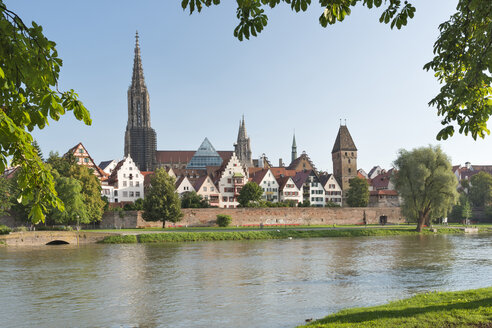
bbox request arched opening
[46,240,70,245]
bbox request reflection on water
[0,234,491,328]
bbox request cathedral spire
[291,132,297,163]
[131,31,146,90]
[234,115,252,168]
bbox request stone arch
[46,240,70,245]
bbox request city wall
[100,207,403,228]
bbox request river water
[0,234,491,328]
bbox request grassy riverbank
[298,287,492,328]
[99,227,470,244]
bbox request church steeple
[234,115,253,168]
[124,32,157,171]
[291,132,297,163]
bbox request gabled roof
[319,173,334,187]
[269,167,297,178]
[292,170,311,189]
[193,175,209,191]
[107,159,125,185]
[287,152,316,171]
[368,166,382,178]
[99,160,114,170]
[66,142,107,179]
[249,169,269,185]
[332,125,357,153]
[370,169,394,190]
[277,176,297,191]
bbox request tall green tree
[0,176,11,216]
[143,168,183,228]
[0,2,91,223]
[237,181,263,207]
[68,165,105,222]
[469,171,492,207]
[346,177,369,207]
[392,145,458,232]
[182,0,492,140]
[50,174,88,226]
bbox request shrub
[100,235,138,244]
[13,226,27,232]
[0,225,11,235]
[216,214,232,227]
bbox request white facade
[322,174,342,206]
[194,176,220,207]
[176,177,195,196]
[255,169,279,202]
[218,153,248,208]
[111,155,144,203]
[279,177,302,204]
[101,160,118,175]
[101,184,115,203]
[308,176,325,207]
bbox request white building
[175,176,195,196]
[320,173,342,206]
[293,170,325,207]
[107,155,145,203]
[278,176,302,204]
[250,168,279,202]
[217,153,248,208]
[99,160,118,175]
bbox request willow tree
[392,146,458,232]
[182,0,492,140]
[0,2,91,223]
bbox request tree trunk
[162,220,166,229]
[416,213,426,232]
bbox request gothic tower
[291,133,297,163]
[332,124,357,203]
[124,32,157,172]
[234,115,253,168]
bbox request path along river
[0,234,491,328]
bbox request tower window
[348,168,352,173]
[345,152,347,156]
[348,159,351,164]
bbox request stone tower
[234,115,253,168]
[332,124,357,202]
[291,133,297,163]
[124,32,157,172]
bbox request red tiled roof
[250,169,269,185]
[269,167,297,178]
[370,190,398,196]
[370,169,394,190]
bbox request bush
[216,214,232,227]
[13,226,28,232]
[0,225,11,235]
[100,235,138,244]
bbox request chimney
[279,158,283,167]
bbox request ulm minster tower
[124,32,157,171]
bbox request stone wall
[99,207,403,228]
[0,231,116,246]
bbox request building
[332,124,357,204]
[124,32,157,172]
[66,142,107,180]
[216,153,248,208]
[107,155,145,203]
[293,170,325,206]
[187,138,224,169]
[287,151,316,172]
[193,175,220,207]
[320,173,342,206]
[99,160,118,175]
[234,116,253,168]
[175,176,195,196]
[277,176,302,204]
[250,168,279,202]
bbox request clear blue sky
[6,0,491,172]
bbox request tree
[182,1,492,140]
[449,194,472,223]
[237,182,263,207]
[50,174,88,226]
[181,191,209,208]
[392,145,458,232]
[469,171,492,207]
[143,168,183,228]
[0,177,11,216]
[0,2,91,224]
[346,177,369,207]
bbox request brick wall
[99,207,403,228]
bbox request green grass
[99,235,138,244]
[98,227,469,244]
[299,287,492,328]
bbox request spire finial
[135,30,139,47]
[339,118,342,126]
[345,119,347,126]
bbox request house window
[129,191,134,197]
[84,158,89,163]
[79,149,84,154]
[114,190,118,196]
[130,181,133,187]
[136,192,140,197]
[203,187,207,192]
[228,179,232,183]
[123,191,128,197]
[211,187,214,192]
[129,167,132,170]
[123,181,127,187]
[136,174,138,178]
[123,174,126,178]
[222,196,227,202]
[229,197,234,202]
[135,181,140,187]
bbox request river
[0,234,491,328]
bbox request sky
[5,0,492,173]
